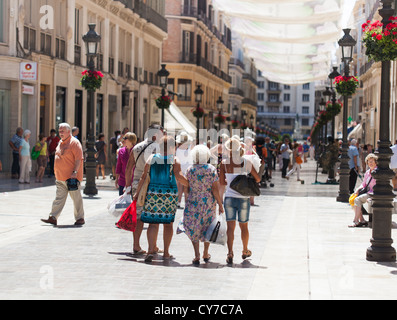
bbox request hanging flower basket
[80,70,104,92]
[231,120,239,128]
[334,76,359,96]
[192,107,205,118]
[362,17,397,62]
[214,114,226,124]
[326,100,343,117]
[156,95,172,110]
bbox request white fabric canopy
[213,0,356,84]
[164,102,197,137]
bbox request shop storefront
[0,80,11,171]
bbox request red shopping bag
[116,200,137,232]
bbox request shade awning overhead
[348,123,363,140]
[164,102,197,137]
[213,0,357,85]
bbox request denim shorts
[224,197,251,223]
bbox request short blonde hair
[124,132,137,144]
[365,153,378,165]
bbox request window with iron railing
[0,0,5,43]
[56,38,65,60]
[74,45,81,66]
[40,32,52,56]
[119,61,124,77]
[24,26,36,51]
[109,57,114,75]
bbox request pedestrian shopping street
[1,160,397,300]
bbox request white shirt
[176,145,193,175]
[391,145,397,169]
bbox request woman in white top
[175,132,193,208]
[219,138,261,265]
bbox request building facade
[0,0,167,172]
[162,0,233,132]
[257,72,316,140]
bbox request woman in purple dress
[115,132,137,195]
[183,145,224,265]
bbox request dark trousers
[48,154,55,176]
[349,168,358,194]
[282,159,290,178]
[11,153,20,176]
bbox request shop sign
[20,62,38,81]
[22,84,35,95]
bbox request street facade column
[366,0,396,262]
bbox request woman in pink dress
[349,153,378,228]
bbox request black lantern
[323,87,332,102]
[194,85,204,142]
[319,98,326,111]
[83,24,101,58]
[233,106,238,118]
[338,29,356,63]
[195,85,204,103]
[217,96,224,113]
[158,64,170,89]
[156,64,170,127]
[329,66,340,81]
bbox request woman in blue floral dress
[183,145,224,265]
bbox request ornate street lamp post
[82,24,101,196]
[329,67,341,136]
[157,64,170,128]
[323,86,337,183]
[336,29,356,203]
[194,85,204,143]
[367,0,396,262]
[319,98,326,148]
[216,96,224,132]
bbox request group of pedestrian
[8,127,53,184]
[110,127,262,266]
[279,137,305,182]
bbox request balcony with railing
[180,5,232,51]
[180,52,231,83]
[116,0,168,33]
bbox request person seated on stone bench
[349,153,378,228]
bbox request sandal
[192,258,200,266]
[348,221,360,228]
[242,250,252,260]
[144,254,154,263]
[226,253,234,265]
[203,254,211,263]
[133,249,147,255]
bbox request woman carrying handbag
[219,138,261,265]
[133,136,189,263]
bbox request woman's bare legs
[163,223,173,258]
